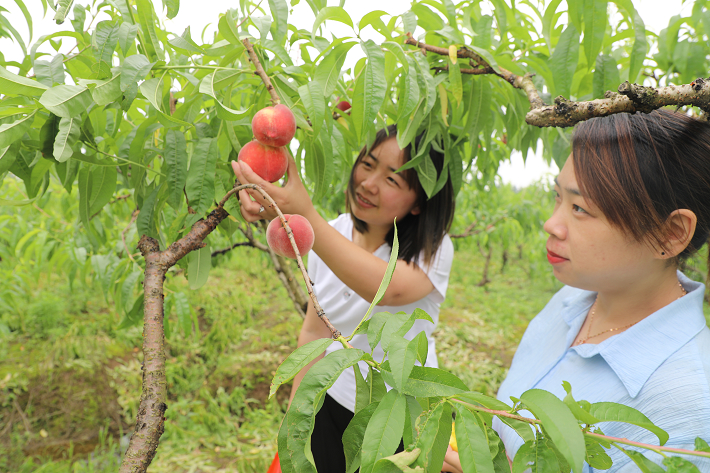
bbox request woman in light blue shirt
[445,109,710,472]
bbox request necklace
[573,281,687,346]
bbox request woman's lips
[356,193,376,209]
[547,250,569,264]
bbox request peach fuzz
[251,104,296,147]
[237,140,289,183]
[266,214,315,260]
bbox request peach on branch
[335,100,351,112]
[251,104,296,147]
[238,140,289,183]
[266,214,315,260]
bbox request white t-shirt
[307,213,455,412]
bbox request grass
[1,239,708,472]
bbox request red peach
[252,104,296,147]
[335,100,351,112]
[266,214,315,260]
[238,140,289,183]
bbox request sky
[0,0,691,187]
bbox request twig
[242,38,280,106]
[450,217,506,239]
[453,398,710,460]
[235,0,265,29]
[210,241,254,256]
[13,398,32,434]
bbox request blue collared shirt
[494,272,710,472]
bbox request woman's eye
[362,161,372,168]
[572,204,587,214]
[387,176,399,186]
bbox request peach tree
[1,0,710,471]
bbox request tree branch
[405,34,710,127]
[242,38,280,106]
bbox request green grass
[1,241,708,472]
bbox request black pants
[310,393,404,472]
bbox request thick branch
[405,34,710,127]
[242,38,280,106]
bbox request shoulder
[529,285,588,326]
[328,213,352,237]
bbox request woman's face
[543,156,660,292]
[351,137,420,230]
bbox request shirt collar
[562,271,707,398]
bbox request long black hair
[346,125,455,265]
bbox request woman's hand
[442,446,463,473]
[231,155,314,222]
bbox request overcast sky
[0,0,691,187]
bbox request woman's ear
[659,209,697,258]
[410,206,421,216]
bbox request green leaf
[269,338,334,399]
[512,434,561,473]
[416,153,437,198]
[39,85,93,118]
[345,402,380,473]
[218,9,243,46]
[662,456,702,473]
[617,449,665,473]
[118,23,140,55]
[381,365,468,398]
[584,435,612,470]
[454,392,535,443]
[92,21,120,79]
[520,389,585,473]
[187,244,211,290]
[117,293,144,329]
[351,40,386,142]
[78,73,123,105]
[135,0,164,61]
[268,0,289,44]
[583,0,608,68]
[298,81,325,137]
[362,221,398,322]
[281,348,365,472]
[164,129,187,210]
[185,137,219,216]
[454,407,496,473]
[88,165,117,217]
[168,27,204,54]
[696,437,710,453]
[592,54,620,99]
[413,401,452,473]
[199,72,253,120]
[388,335,418,392]
[412,331,428,366]
[140,77,192,128]
[383,41,409,73]
[360,390,407,473]
[120,54,153,92]
[448,59,463,104]
[53,117,80,162]
[312,7,353,40]
[162,0,179,19]
[0,110,36,149]
[314,42,356,99]
[561,381,598,425]
[373,449,422,472]
[34,54,65,86]
[588,402,669,446]
[0,144,19,176]
[53,0,75,24]
[354,361,370,414]
[549,24,580,99]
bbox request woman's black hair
[572,108,710,281]
[345,125,455,265]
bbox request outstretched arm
[232,158,435,306]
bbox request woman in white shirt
[233,125,456,471]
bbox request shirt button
[344,291,351,299]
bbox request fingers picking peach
[266,214,315,259]
[252,104,296,147]
[237,140,289,183]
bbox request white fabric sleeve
[418,234,454,304]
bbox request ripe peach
[335,100,351,112]
[266,214,315,260]
[238,140,289,183]
[251,104,296,147]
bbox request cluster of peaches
[238,105,314,260]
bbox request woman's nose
[361,174,379,193]
[543,208,567,240]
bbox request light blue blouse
[493,272,710,472]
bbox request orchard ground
[2,221,708,473]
